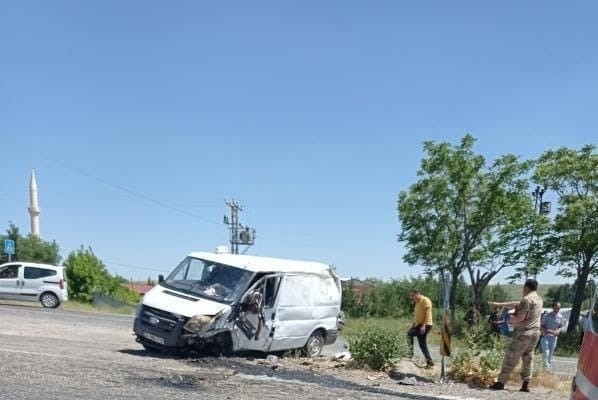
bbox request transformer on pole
[224,199,255,254]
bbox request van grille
[140,305,186,333]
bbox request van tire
[303,330,324,358]
[40,292,60,308]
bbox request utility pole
[224,199,255,254]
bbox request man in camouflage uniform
[488,278,543,393]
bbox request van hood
[142,285,230,318]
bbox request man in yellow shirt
[407,288,434,368]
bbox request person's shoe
[425,360,434,368]
[520,381,530,392]
[489,382,504,390]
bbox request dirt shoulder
[185,354,571,400]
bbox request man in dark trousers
[464,303,480,328]
[406,288,434,368]
[488,306,502,336]
[488,279,543,393]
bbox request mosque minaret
[28,169,41,238]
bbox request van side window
[0,265,19,279]
[264,277,281,308]
[24,267,57,280]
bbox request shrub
[64,246,139,304]
[449,324,508,386]
[347,322,409,370]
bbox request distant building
[341,278,375,297]
[124,282,155,296]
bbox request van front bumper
[133,305,188,348]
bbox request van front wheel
[40,292,60,308]
[303,331,324,358]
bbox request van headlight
[183,315,213,334]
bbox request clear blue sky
[1,2,596,285]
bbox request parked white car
[0,262,68,308]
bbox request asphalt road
[0,302,575,400]
[0,303,420,400]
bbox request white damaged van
[133,251,342,357]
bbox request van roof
[188,252,335,277]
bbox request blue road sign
[4,239,15,255]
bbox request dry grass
[498,361,573,392]
[532,372,572,390]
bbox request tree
[63,246,139,304]
[480,284,509,314]
[397,135,533,313]
[0,222,61,265]
[534,145,598,332]
[545,283,574,306]
[64,247,113,302]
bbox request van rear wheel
[40,292,59,308]
[303,331,324,358]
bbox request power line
[19,142,389,243]
[34,150,221,226]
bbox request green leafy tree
[64,247,112,302]
[64,246,139,304]
[545,282,596,308]
[0,222,61,265]
[479,283,509,315]
[534,145,597,332]
[397,135,533,313]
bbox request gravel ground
[0,302,572,400]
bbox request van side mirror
[158,274,164,283]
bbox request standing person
[488,306,502,336]
[540,302,564,370]
[464,303,480,328]
[488,279,543,393]
[535,310,548,354]
[406,288,434,368]
[500,306,511,336]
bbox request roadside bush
[347,322,409,371]
[64,246,139,304]
[449,324,508,386]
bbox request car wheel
[40,292,60,308]
[303,330,324,358]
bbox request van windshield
[162,256,252,304]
